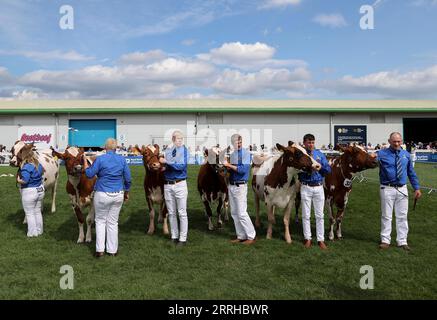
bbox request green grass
[1,163,437,299]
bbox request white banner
[18,126,55,149]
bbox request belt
[164,178,186,185]
[230,181,247,186]
[382,184,405,188]
[301,182,323,187]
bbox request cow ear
[79,147,85,154]
[288,141,294,147]
[51,149,65,159]
[335,144,347,153]
[154,144,160,154]
[276,143,286,152]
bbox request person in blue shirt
[223,134,256,245]
[377,132,422,251]
[298,134,330,250]
[16,149,45,238]
[159,130,189,246]
[84,138,131,257]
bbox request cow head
[10,141,36,167]
[337,144,378,172]
[204,146,228,176]
[276,141,321,172]
[51,146,86,177]
[134,144,162,171]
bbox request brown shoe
[107,252,118,256]
[397,244,411,251]
[230,238,245,243]
[379,242,390,249]
[242,239,256,245]
[318,241,328,250]
[303,240,312,248]
[94,252,104,258]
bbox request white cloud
[118,50,167,65]
[320,65,437,98]
[259,0,301,10]
[312,14,348,28]
[181,39,197,46]
[212,67,311,95]
[0,50,94,62]
[198,42,307,70]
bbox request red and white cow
[51,146,96,243]
[10,141,59,221]
[197,147,229,231]
[252,142,320,243]
[324,144,378,240]
[134,144,169,235]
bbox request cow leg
[147,198,155,235]
[217,197,223,228]
[203,200,214,231]
[74,205,85,243]
[327,197,335,241]
[85,204,94,243]
[23,216,27,224]
[51,176,58,213]
[254,193,261,228]
[283,201,293,244]
[294,192,301,224]
[336,209,345,240]
[161,203,169,235]
[266,205,275,240]
[224,200,229,222]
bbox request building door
[68,119,116,148]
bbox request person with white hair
[84,138,131,257]
[223,134,256,245]
[16,149,45,237]
[377,132,421,251]
[159,130,189,246]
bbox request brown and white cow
[10,141,60,221]
[197,146,229,231]
[51,146,96,243]
[252,142,320,243]
[134,144,169,235]
[324,144,378,240]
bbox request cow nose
[313,163,321,171]
[74,165,82,171]
[152,162,160,168]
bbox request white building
[0,100,436,151]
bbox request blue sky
[1,0,437,99]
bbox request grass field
[1,163,437,299]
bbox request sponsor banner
[18,126,54,149]
[124,156,144,166]
[334,125,367,145]
[415,151,437,163]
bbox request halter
[338,157,353,189]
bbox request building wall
[1,112,436,151]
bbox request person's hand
[82,154,89,169]
[159,157,166,164]
[223,159,230,168]
[124,192,129,202]
[414,189,422,200]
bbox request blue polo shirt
[229,148,251,183]
[377,147,420,190]
[85,150,131,192]
[298,149,331,184]
[164,145,188,180]
[19,163,44,188]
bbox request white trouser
[301,184,325,242]
[94,191,124,254]
[229,184,256,241]
[380,185,409,246]
[21,186,45,237]
[164,181,188,242]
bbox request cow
[252,141,321,243]
[324,144,378,240]
[51,146,96,243]
[134,144,169,235]
[10,141,59,222]
[197,146,229,231]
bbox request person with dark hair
[16,149,45,237]
[298,133,331,250]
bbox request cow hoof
[85,239,92,243]
[77,239,84,244]
[208,226,215,231]
[163,230,169,236]
[266,234,272,240]
[336,236,343,240]
[147,230,155,235]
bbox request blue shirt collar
[107,150,115,154]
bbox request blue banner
[415,152,437,163]
[124,156,144,166]
[334,125,367,145]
